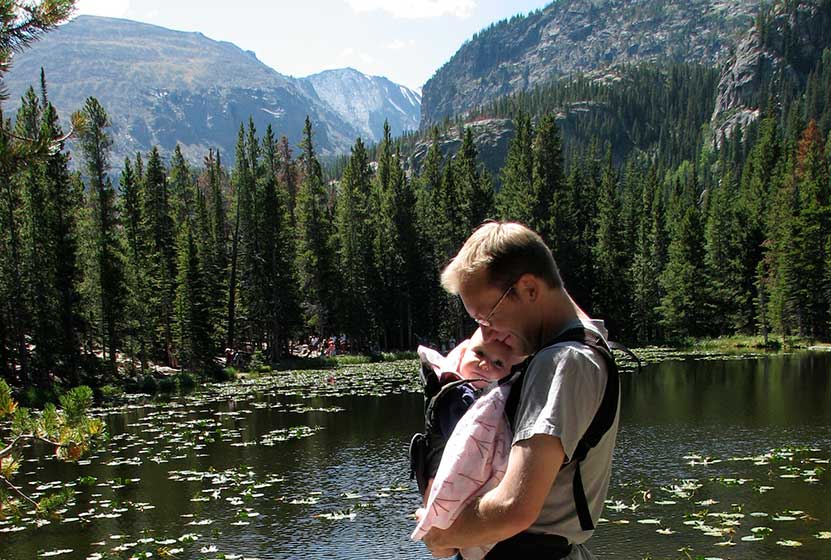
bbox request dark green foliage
[335,137,376,348]
[591,148,629,336]
[6,0,831,394]
[142,146,176,365]
[496,111,534,223]
[257,125,301,358]
[295,117,337,334]
[77,96,125,370]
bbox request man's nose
[478,358,489,370]
[481,325,497,342]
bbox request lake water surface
[1,352,829,560]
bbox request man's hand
[418,434,566,550]
[416,508,458,558]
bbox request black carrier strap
[504,326,620,532]
[424,377,486,431]
[409,375,488,495]
[486,531,572,559]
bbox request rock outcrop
[711,0,831,142]
[421,0,759,127]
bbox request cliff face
[420,0,759,127]
[407,118,515,180]
[711,0,831,142]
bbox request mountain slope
[711,0,831,141]
[420,0,760,127]
[3,16,419,166]
[301,68,420,142]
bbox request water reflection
[1,352,829,559]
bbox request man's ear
[516,273,539,302]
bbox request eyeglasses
[475,284,514,327]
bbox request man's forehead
[459,269,496,297]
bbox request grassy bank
[676,334,821,352]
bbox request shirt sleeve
[511,345,607,462]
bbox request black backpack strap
[608,340,642,371]
[505,325,620,532]
[410,376,488,494]
[568,329,619,531]
[424,377,487,432]
[503,327,586,432]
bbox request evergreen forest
[3,0,831,399]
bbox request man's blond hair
[441,221,563,294]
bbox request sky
[73,0,554,92]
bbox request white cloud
[386,39,416,50]
[75,0,131,18]
[344,0,476,19]
[338,47,355,59]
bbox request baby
[412,329,523,560]
[415,328,518,489]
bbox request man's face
[458,271,536,356]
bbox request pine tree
[591,148,628,334]
[259,124,300,358]
[530,113,564,244]
[226,127,246,353]
[791,120,829,336]
[118,157,151,373]
[168,145,193,225]
[702,167,745,334]
[658,167,705,337]
[390,145,422,349]
[414,129,446,343]
[334,137,376,348]
[203,149,228,346]
[371,121,404,348]
[738,113,781,331]
[142,146,176,364]
[1,108,31,382]
[295,117,336,334]
[41,100,83,384]
[496,112,534,224]
[630,166,661,340]
[455,126,493,228]
[16,87,56,386]
[173,216,212,371]
[77,97,124,369]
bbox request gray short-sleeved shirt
[511,320,619,554]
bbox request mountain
[711,0,831,141]
[3,16,420,167]
[420,0,760,127]
[301,68,421,143]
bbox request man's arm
[421,433,566,553]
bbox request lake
[1,352,829,559]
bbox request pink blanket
[411,383,511,560]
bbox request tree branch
[0,473,39,508]
[0,433,61,459]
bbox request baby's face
[458,332,518,381]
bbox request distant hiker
[415,221,621,560]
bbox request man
[418,221,619,559]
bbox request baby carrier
[408,345,486,495]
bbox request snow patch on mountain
[302,68,421,143]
